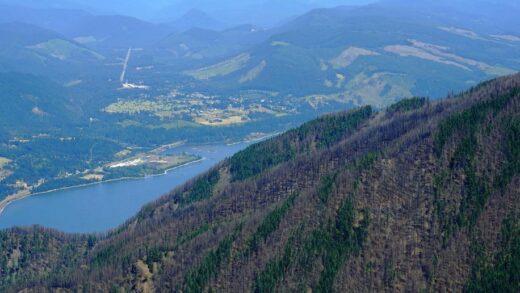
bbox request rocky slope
[1,74,519,292]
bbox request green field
[184,53,251,80]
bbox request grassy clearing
[384,45,469,70]
[64,80,82,87]
[148,121,201,129]
[305,71,414,108]
[385,39,514,76]
[329,47,379,68]
[271,41,290,47]
[184,53,250,80]
[195,115,247,126]
[105,101,174,116]
[239,60,267,83]
[28,39,104,60]
[0,157,12,181]
[0,157,11,168]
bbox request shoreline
[0,157,206,217]
[0,134,269,218]
[0,190,31,215]
[225,132,280,146]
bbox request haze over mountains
[2,0,519,30]
[0,0,377,26]
[1,0,519,87]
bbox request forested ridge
[1,74,519,292]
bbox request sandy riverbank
[0,190,31,215]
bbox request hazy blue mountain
[0,4,174,54]
[0,22,105,79]
[63,15,173,52]
[6,0,518,30]
[157,24,273,61]
[169,9,227,32]
[178,3,520,104]
[381,0,520,34]
[2,0,377,26]
[156,0,376,27]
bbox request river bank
[0,157,205,217]
[0,190,30,215]
[0,142,252,233]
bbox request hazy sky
[2,0,519,29]
[0,0,379,25]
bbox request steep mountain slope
[1,74,519,292]
[181,4,520,105]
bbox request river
[0,142,250,233]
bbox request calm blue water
[0,142,249,233]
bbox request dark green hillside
[0,74,519,292]
[0,72,81,128]
[0,22,105,80]
[64,15,172,52]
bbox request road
[120,48,132,83]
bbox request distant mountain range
[0,0,377,26]
[1,73,519,292]
[0,4,243,54]
[157,25,273,62]
[0,4,173,52]
[169,9,228,32]
[176,3,520,104]
[382,0,520,34]
[2,0,519,30]
[1,1,519,114]
[0,22,105,78]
